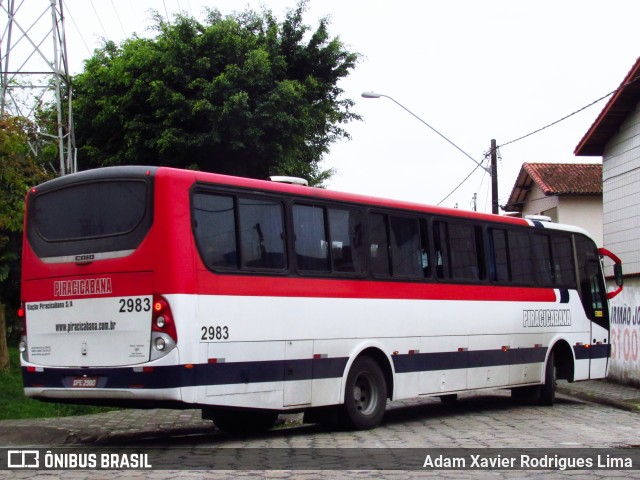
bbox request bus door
[574,236,623,379]
[284,340,313,407]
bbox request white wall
[602,100,640,384]
[608,278,640,387]
[602,101,640,276]
[521,183,559,218]
[521,184,603,246]
[557,195,603,246]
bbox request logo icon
[7,450,39,468]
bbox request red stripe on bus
[196,273,557,302]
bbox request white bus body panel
[188,290,595,410]
[25,295,152,367]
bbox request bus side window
[551,235,576,288]
[432,220,450,280]
[238,198,286,270]
[389,215,423,277]
[419,218,431,278]
[448,222,484,281]
[328,207,365,274]
[532,233,554,287]
[192,193,238,269]
[369,213,390,277]
[509,230,533,284]
[489,228,510,282]
[293,204,330,272]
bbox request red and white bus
[19,166,623,431]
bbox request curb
[557,383,640,413]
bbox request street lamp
[362,91,499,214]
[361,91,489,174]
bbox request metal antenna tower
[0,0,76,174]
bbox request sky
[9,0,640,213]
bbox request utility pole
[490,139,499,215]
[0,0,76,174]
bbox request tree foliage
[73,1,360,185]
[0,116,53,346]
[0,117,51,282]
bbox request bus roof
[171,167,530,227]
[35,166,593,235]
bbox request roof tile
[523,162,602,195]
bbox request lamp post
[361,91,499,214]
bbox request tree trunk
[0,304,9,372]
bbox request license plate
[71,377,97,388]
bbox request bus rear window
[33,182,147,240]
[27,179,153,260]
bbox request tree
[0,116,53,370]
[72,1,360,185]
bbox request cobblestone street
[2,381,640,479]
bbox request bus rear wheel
[206,409,278,433]
[340,356,387,430]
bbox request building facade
[504,162,603,246]
[575,57,640,386]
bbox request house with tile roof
[504,162,603,246]
[575,56,640,386]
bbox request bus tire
[439,394,458,404]
[340,356,387,430]
[510,385,538,402]
[207,409,278,433]
[539,351,556,406]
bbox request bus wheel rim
[353,372,378,415]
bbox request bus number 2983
[201,326,230,341]
[118,298,151,313]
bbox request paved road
[2,386,639,479]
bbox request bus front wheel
[340,356,387,430]
[539,351,556,406]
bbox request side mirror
[598,247,623,300]
[613,263,624,287]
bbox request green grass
[0,348,116,420]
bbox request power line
[89,0,109,38]
[64,3,92,57]
[362,91,495,210]
[362,92,490,174]
[499,73,640,149]
[109,0,127,37]
[163,0,171,24]
[503,193,560,209]
[603,164,640,183]
[437,159,487,206]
